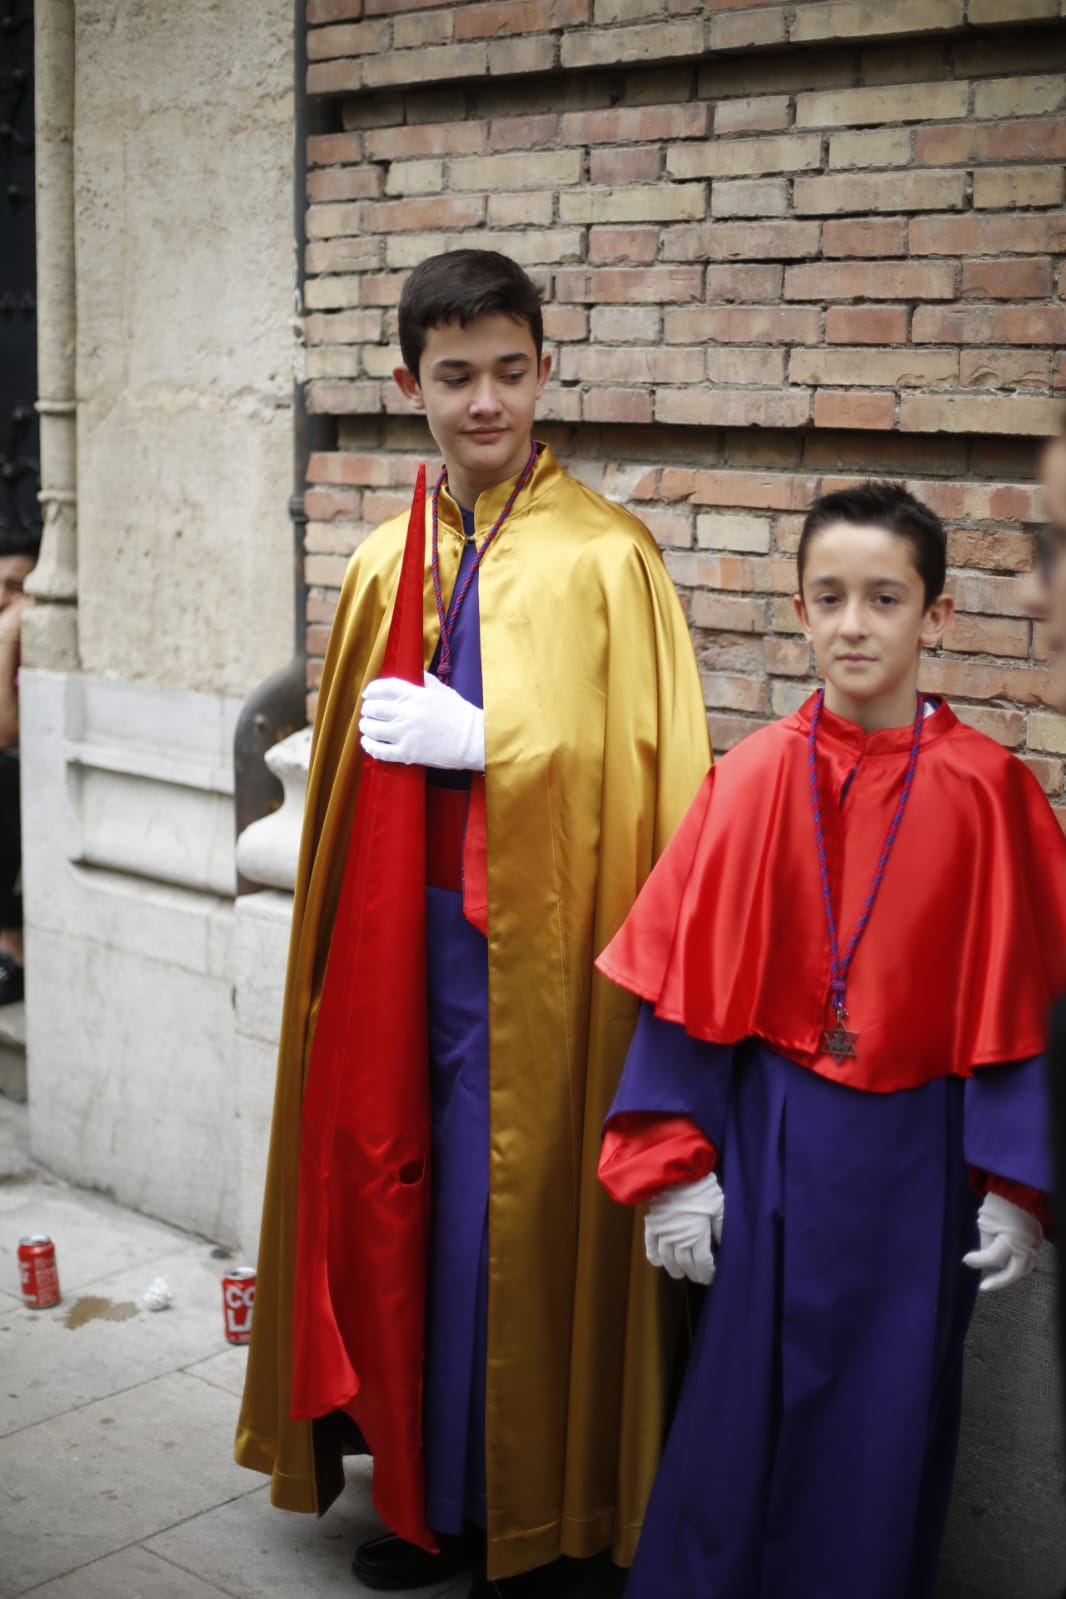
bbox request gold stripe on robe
[234,445,712,1579]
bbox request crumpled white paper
[143,1276,173,1312]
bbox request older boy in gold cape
[235,250,710,1594]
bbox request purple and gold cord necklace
[430,439,538,686]
[808,687,925,1065]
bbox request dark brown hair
[798,481,947,608]
[398,249,543,377]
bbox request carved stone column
[235,727,312,893]
[24,0,77,670]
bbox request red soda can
[221,1266,255,1344]
[18,1234,61,1308]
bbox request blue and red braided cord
[430,440,539,685]
[807,688,924,1021]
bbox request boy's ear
[536,352,552,395]
[921,591,955,649]
[793,592,813,640]
[394,365,425,411]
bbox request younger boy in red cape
[596,482,1066,1599]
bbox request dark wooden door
[0,0,38,550]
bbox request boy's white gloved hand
[645,1172,725,1287]
[962,1191,1043,1293]
[360,672,485,772]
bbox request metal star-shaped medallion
[824,1012,858,1065]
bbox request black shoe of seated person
[0,952,23,1005]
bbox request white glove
[644,1172,725,1287]
[963,1191,1043,1293]
[359,672,485,772]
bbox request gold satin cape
[234,445,711,1578]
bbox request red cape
[290,467,435,1550]
[598,696,1066,1094]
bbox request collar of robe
[432,440,563,546]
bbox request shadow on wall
[938,1252,1066,1599]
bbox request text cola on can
[18,1235,60,1309]
[222,1266,255,1344]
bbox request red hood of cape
[598,696,1066,1093]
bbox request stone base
[20,668,243,1242]
[21,602,78,675]
[233,888,293,1261]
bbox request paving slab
[184,1346,249,1400]
[1,1235,242,1435]
[19,1546,235,1599]
[0,1118,470,1599]
[0,1369,260,1597]
[0,1172,206,1302]
[147,1460,468,1599]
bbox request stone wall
[22,0,295,1244]
[295,2,1066,1593]
[300,0,1066,822]
[73,0,296,697]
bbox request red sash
[290,467,436,1551]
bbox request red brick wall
[301,0,1066,809]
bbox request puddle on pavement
[63,1295,140,1330]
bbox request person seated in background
[0,527,37,1004]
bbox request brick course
[299,1,1066,811]
[305,423,1055,784]
[303,34,1065,430]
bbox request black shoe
[353,1530,481,1591]
[565,1554,627,1599]
[0,953,23,1005]
[468,1555,626,1599]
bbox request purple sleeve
[606,1002,735,1150]
[963,1056,1052,1193]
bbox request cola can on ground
[222,1266,255,1345]
[18,1234,61,1309]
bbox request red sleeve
[969,1167,1052,1235]
[598,1112,716,1206]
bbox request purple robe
[610,1005,1049,1599]
[422,517,489,1534]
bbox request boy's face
[394,312,551,503]
[794,521,953,726]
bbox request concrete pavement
[8,1084,1066,1599]
[0,1098,467,1598]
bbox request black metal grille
[0,0,39,552]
